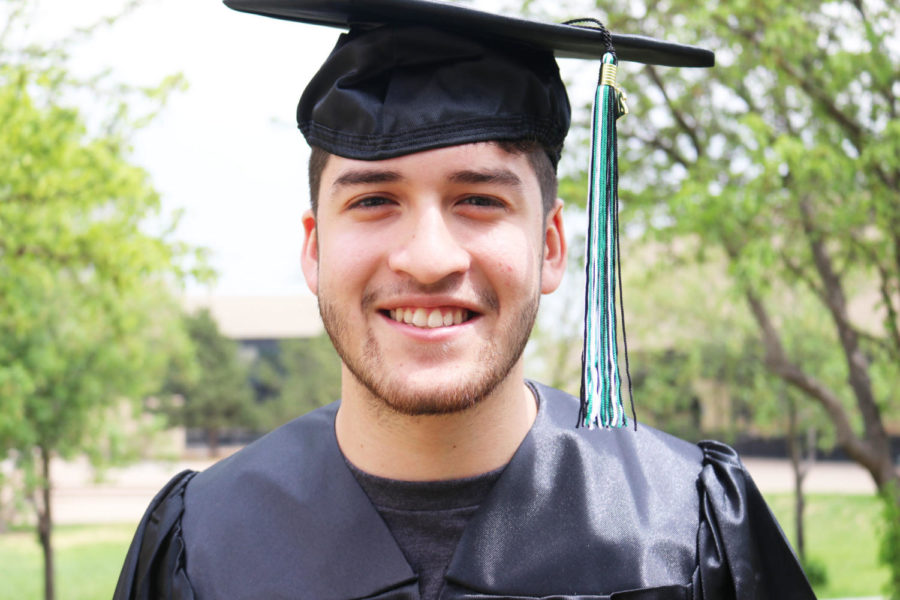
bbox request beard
[318,280,540,416]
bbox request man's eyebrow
[448,169,522,187]
[332,169,404,188]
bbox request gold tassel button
[600,62,618,87]
[600,62,628,117]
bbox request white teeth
[427,310,443,328]
[388,307,470,328]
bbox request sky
[23,0,340,296]
[13,0,686,377]
[20,0,585,301]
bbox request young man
[115,2,816,598]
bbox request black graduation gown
[113,382,816,599]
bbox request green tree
[529,0,900,493]
[0,2,205,598]
[522,0,898,590]
[165,310,256,457]
[251,333,342,430]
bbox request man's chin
[354,370,506,417]
[369,381,484,416]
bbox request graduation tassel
[579,53,636,430]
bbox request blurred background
[0,0,897,598]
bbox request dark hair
[308,141,558,217]
[308,145,331,215]
[494,140,558,218]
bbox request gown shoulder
[113,470,198,600]
[694,440,817,599]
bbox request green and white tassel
[579,53,635,430]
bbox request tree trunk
[743,287,900,501]
[803,426,817,550]
[786,395,806,560]
[36,446,55,600]
[794,476,805,561]
[206,427,220,458]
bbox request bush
[881,482,900,600]
[802,556,828,588]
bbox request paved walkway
[50,457,215,525]
[42,453,879,525]
[741,457,877,495]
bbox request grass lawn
[766,492,890,599]
[0,494,890,599]
[0,524,134,600]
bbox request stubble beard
[318,287,540,417]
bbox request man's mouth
[385,307,472,329]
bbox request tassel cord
[603,86,621,427]
[580,52,634,430]
[611,129,637,430]
[584,84,604,426]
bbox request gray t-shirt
[348,462,505,600]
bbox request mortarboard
[224,0,714,429]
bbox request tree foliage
[0,55,190,463]
[526,0,899,488]
[520,0,899,589]
[250,333,342,431]
[0,2,207,597]
[164,309,256,457]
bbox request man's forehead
[320,144,537,192]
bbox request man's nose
[387,206,470,285]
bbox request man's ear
[540,198,567,294]
[300,209,319,295]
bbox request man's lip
[376,296,482,314]
[377,308,481,333]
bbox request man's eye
[460,195,504,208]
[351,196,393,209]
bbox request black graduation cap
[224,0,715,429]
[223,0,713,65]
[225,0,712,164]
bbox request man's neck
[335,366,537,481]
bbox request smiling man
[114,2,816,599]
[309,143,563,484]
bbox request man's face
[301,142,566,415]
